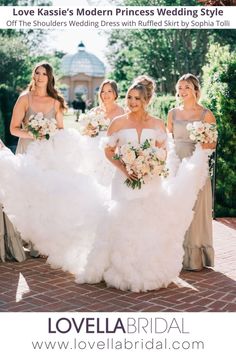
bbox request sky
[50,0,118,67]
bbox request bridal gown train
[0,129,106,272]
[0,128,211,291]
[76,128,211,291]
[75,131,115,186]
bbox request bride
[75,76,211,292]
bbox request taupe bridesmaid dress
[0,204,26,262]
[0,93,56,261]
[17,93,57,257]
[172,108,214,270]
[16,93,56,154]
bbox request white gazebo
[60,42,105,105]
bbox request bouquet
[78,111,110,137]
[114,139,168,189]
[26,112,57,140]
[186,121,218,144]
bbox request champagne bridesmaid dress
[0,203,26,262]
[172,108,214,270]
[17,93,57,257]
[0,93,56,261]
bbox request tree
[202,44,236,216]
[107,0,236,95]
[0,0,53,146]
[107,27,211,94]
[0,36,33,145]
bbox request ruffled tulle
[0,129,211,292]
[76,141,211,292]
[0,130,105,272]
[74,132,115,186]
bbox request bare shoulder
[17,91,29,104]
[168,107,177,114]
[13,92,29,111]
[54,99,61,111]
[204,108,216,124]
[167,107,177,119]
[107,113,128,135]
[116,104,125,115]
[90,106,102,113]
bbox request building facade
[60,42,105,106]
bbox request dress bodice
[172,108,208,159]
[172,108,207,143]
[16,94,56,154]
[173,120,193,142]
[23,96,56,127]
[108,128,167,147]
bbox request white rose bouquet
[114,139,168,189]
[78,111,110,137]
[186,121,218,144]
[26,112,57,140]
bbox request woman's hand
[201,142,216,150]
[118,164,138,180]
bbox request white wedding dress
[0,128,210,291]
[75,132,115,186]
[0,130,106,271]
[76,128,210,291]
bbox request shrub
[149,95,176,121]
[202,44,236,217]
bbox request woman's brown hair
[29,62,67,111]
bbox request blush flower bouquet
[114,139,168,189]
[186,121,218,144]
[78,111,110,137]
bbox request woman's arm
[105,145,138,180]
[104,117,137,180]
[10,95,34,140]
[55,101,64,129]
[201,110,217,150]
[167,110,173,134]
[155,119,167,157]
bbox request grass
[63,110,79,129]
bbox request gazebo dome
[61,41,105,77]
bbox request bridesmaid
[0,141,26,262]
[77,79,125,185]
[11,62,65,153]
[91,79,124,120]
[167,73,217,271]
[7,62,66,258]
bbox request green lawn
[63,111,79,129]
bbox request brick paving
[0,219,235,312]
